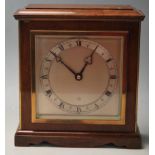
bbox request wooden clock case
[14,4,145,148]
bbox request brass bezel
[29,30,128,125]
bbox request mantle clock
[14,4,145,148]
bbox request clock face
[40,39,117,114]
[34,33,125,122]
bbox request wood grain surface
[14,4,145,21]
[14,4,145,148]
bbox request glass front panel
[33,32,125,122]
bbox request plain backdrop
[5,0,149,155]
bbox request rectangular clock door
[32,31,126,125]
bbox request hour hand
[50,50,76,76]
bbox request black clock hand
[79,62,88,75]
[85,45,99,64]
[50,50,76,76]
[79,45,99,75]
[60,60,76,75]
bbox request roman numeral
[58,102,64,109]
[58,44,64,51]
[76,40,81,46]
[77,106,81,113]
[105,90,112,96]
[110,75,117,79]
[94,104,99,109]
[45,58,52,62]
[46,90,52,97]
[106,58,112,63]
[40,75,48,79]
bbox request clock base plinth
[15,127,141,149]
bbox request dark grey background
[6,0,148,155]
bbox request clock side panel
[19,21,32,129]
[19,20,141,132]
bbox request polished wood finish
[14,4,145,148]
[15,127,141,148]
[14,4,144,21]
[26,4,134,9]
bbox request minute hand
[50,50,76,76]
[79,46,98,75]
